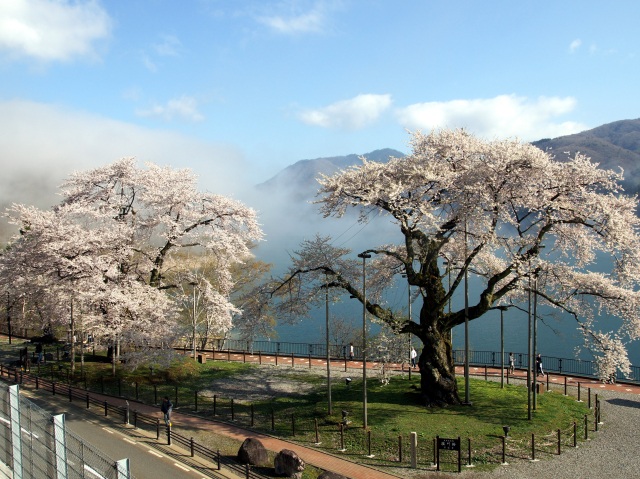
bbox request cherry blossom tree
[275,129,640,406]
[0,158,263,359]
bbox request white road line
[123,438,136,444]
[102,428,114,434]
[148,449,163,457]
[174,463,190,471]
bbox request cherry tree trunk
[417,325,461,407]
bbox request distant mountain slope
[532,118,640,194]
[256,148,404,197]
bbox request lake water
[267,290,640,368]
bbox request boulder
[274,449,305,478]
[317,472,348,479]
[237,438,268,466]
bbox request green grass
[0,340,594,475]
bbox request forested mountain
[533,118,640,194]
[259,119,640,198]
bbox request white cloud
[136,96,205,122]
[395,94,587,141]
[153,34,182,57]
[0,100,250,239]
[257,1,331,34]
[299,94,392,130]
[569,38,582,53]
[0,0,111,62]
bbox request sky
[1,0,640,235]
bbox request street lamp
[357,252,371,429]
[463,220,471,405]
[498,306,508,388]
[324,271,332,416]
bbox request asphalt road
[18,388,229,479]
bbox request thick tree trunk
[417,325,460,407]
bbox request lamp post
[533,274,538,410]
[357,252,371,429]
[325,272,332,416]
[499,306,507,388]
[463,220,471,405]
[527,274,532,420]
[401,274,412,369]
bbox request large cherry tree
[276,129,640,406]
[0,158,263,351]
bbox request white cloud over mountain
[299,94,392,129]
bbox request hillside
[532,118,640,194]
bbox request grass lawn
[0,340,594,475]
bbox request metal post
[464,220,470,405]
[358,252,371,429]
[325,272,332,416]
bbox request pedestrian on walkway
[349,343,354,360]
[536,353,545,376]
[161,396,173,426]
[509,352,515,373]
[410,347,417,368]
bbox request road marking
[123,437,136,444]
[174,463,190,471]
[102,428,114,434]
[148,449,163,457]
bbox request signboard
[438,437,461,451]
[436,436,462,472]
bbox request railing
[210,339,640,384]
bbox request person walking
[410,347,417,368]
[161,396,173,427]
[349,343,354,361]
[509,352,515,374]
[536,353,545,376]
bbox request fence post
[156,419,160,440]
[217,449,221,470]
[468,437,472,466]
[484,365,488,381]
[584,414,588,440]
[339,423,345,451]
[573,421,577,447]
[275,351,278,366]
[501,436,507,465]
[531,433,536,461]
[436,435,440,471]
[577,382,581,401]
[190,437,195,457]
[398,435,402,463]
[557,429,561,455]
[291,352,294,368]
[564,376,567,396]
[588,387,591,408]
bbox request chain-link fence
[0,383,131,479]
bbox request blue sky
[1,0,639,218]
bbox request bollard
[190,437,195,457]
[291,352,294,368]
[468,437,472,466]
[367,429,372,457]
[133,410,138,428]
[557,429,561,455]
[484,365,488,381]
[578,382,581,401]
[339,423,345,451]
[86,393,90,409]
[156,419,160,440]
[588,387,591,409]
[573,421,577,447]
[584,414,588,440]
[398,435,403,462]
[217,449,221,470]
[564,376,567,395]
[104,400,108,417]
